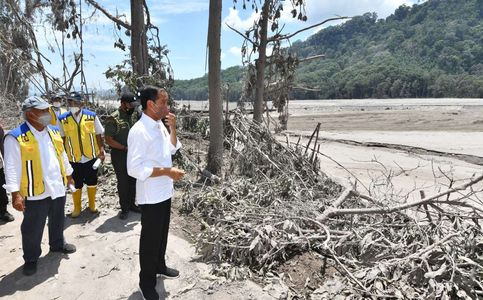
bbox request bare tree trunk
[253,1,270,123]
[130,0,148,76]
[206,0,223,175]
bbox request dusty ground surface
[0,161,286,300]
[281,99,483,195]
[1,98,483,299]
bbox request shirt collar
[140,112,162,130]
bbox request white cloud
[229,46,241,56]
[222,1,417,40]
[263,0,417,34]
[302,0,415,24]
[223,8,259,31]
[221,52,226,61]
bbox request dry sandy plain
[1,98,482,299]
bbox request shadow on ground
[0,252,67,297]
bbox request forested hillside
[172,0,483,100]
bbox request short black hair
[138,86,167,110]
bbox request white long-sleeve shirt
[127,113,181,204]
[4,122,73,200]
[57,110,105,163]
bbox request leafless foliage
[182,113,483,298]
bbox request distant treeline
[172,0,483,100]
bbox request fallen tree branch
[317,174,483,221]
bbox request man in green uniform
[105,92,141,220]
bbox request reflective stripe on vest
[8,123,67,198]
[58,109,99,162]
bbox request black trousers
[21,196,66,263]
[139,199,171,290]
[0,168,8,214]
[111,150,136,212]
[71,158,98,189]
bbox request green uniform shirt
[104,109,138,147]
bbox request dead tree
[229,0,348,125]
[206,0,224,176]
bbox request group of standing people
[1,86,184,300]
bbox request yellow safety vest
[58,109,99,162]
[8,123,67,198]
[49,107,67,126]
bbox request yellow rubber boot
[71,189,82,218]
[87,185,98,213]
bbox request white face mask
[53,101,61,108]
[38,113,52,127]
[70,107,80,114]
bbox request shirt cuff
[169,139,182,155]
[3,183,19,194]
[130,166,153,182]
[65,166,73,176]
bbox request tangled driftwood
[181,111,483,298]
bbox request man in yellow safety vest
[57,91,105,217]
[3,96,76,276]
[49,93,67,126]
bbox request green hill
[172,0,483,100]
[172,65,245,101]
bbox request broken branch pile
[181,111,483,298]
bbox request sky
[34,0,421,93]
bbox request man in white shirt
[0,124,14,222]
[57,91,105,217]
[48,92,67,126]
[4,96,76,276]
[127,86,185,300]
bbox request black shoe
[139,285,159,300]
[129,205,142,213]
[1,211,14,222]
[157,266,179,279]
[50,243,76,254]
[119,210,129,220]
[22,262,37,276]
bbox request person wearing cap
[0,124,15,223]
[127,86,185,300]
[104,92,141,220]
[3,96,76,276]
[49,93,67,126]
[57,91,105,217]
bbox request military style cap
[120,92,137,103]
[22,96,51,111]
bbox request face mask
[38,113,52,127]
[122,103,135,115]
[70,107,80,114]
[53,101,61,108]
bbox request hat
[67,91,82,102]
[22,96,51,111]
[120,92,136,103]
[52,92,65,100]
